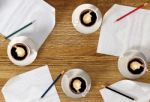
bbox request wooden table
[0,0,150,102]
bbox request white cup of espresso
[118,50,148,79]
[10,43,30,61]
[7,36,37,66]
[72,4,102,34]
[61,68,91,98]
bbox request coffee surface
[70,77,86,94]
[11,44,28,60]
[80,9,97,26]
[128,58,145,74]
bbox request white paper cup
[72,4,102,34]
[118,50,147,79]
[7,36,37,66]
[61,68,91,98]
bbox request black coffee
[80,9,97,26]
[11,43,28,60]
[70,77,86,94]
[128,58,144,74]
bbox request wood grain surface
[0,0,150,102]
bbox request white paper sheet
[1,65,60,102]
[100,80,150,102]
[97,4,150,61]
[0,0,55,50]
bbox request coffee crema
[80,9,97,27]
[11,43,28,60]
[70,77,86,94]
[128,58,145,74]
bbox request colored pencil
[41,70,65,98]
[5,20,35,39]
[115,3,148,22]
[105,86,135,100]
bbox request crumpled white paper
[0,0,55,50]
[97,4,150,61]
[100,80,150,102]
[1,65,60,102]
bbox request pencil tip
[144,2,148,6]
[114,20,117,23]
[40,95,44,99]
[32,20,36,23]
[61,70,65,75]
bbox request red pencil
[115,3,148,22]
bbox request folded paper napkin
[100,80,150,102]
[1,65,60,102]
[97,4,150,61]
[0,0,55,50]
